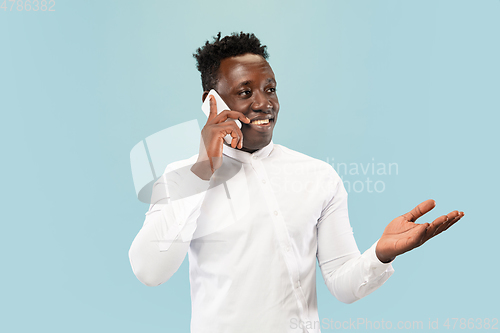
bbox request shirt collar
[223,140,274,163]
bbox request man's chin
[240,137,272,153]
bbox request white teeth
[251,119,270,125]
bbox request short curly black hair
[193,32,269,92]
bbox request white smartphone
[201,89,242,145]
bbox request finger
[442,217,460,232]
[228,121,244,145]
[217,122,244,148]
[211,110,250,124]
[432,218,452,237]
[402,199,436,222]
[208,95,218,121]
[421,214,448,243]
[438,216,460,233]
[226,126,240,149]
[220,130,239,149]
[446,210,460,220]
[442,212,464,232]
[431,210,464,233]
[435,211,460,234]
[429,215,460,241]
[421,210,464,243]
[427,212,462,240]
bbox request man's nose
[251,91,272,112]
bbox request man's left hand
[375,199,464,263]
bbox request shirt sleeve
[128,157,210,287]
[316,167,395,304]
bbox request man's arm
[129,95,250,287]
[128,161,210,287]
[317,167,464,303]
[129,218,190,287]
[316,169,394,304]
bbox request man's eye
[239,90,251,96]
[268,87,276,93]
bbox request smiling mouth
[251,119,271,125]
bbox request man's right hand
[191,95,250,180]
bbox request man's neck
[223,142,259,154]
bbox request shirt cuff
[353,240,395,299]
[368,239,396,265]
[362,240,395,280]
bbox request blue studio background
[2,0,499,332]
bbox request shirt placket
[250,155,312,330]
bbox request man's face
[204,53,279,153]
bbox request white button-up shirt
[129,140,394,333]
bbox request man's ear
[202,91,209,103]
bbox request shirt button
[285,246,290,252]
[295,281,301,289]
[262,179,266,184]
[274,211,278,216]
[252,155,257,159]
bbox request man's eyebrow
[236,80,252,88]
[235,78,276,88]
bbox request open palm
[375,199,464,263]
